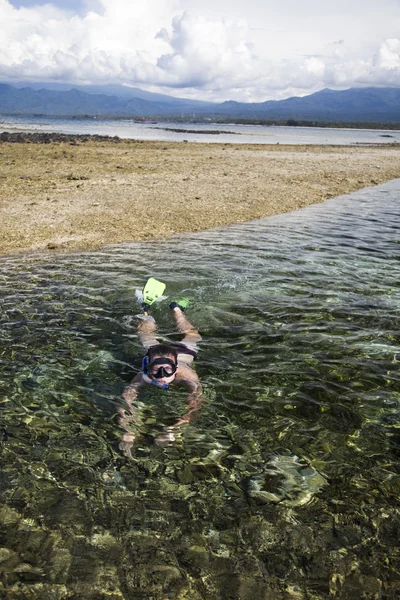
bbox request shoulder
[175,363,200,389]
[176,362,198,378]
[128,372,145,387]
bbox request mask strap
[142,355,149,374]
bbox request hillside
[0,83,399,124]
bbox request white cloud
[1,0,400,101]
[155,13,255,87]
[375,38,400,69]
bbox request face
[148,355,177,385]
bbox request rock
[0,132,122,144]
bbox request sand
[1,135,399,255]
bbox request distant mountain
[216,88,400,123]
[10,80,213,108]
[0,82,399,123]
[0,83,172,117]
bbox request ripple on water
[0,180,400,598]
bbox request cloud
[323,39,400,89]
[155,13,255,87]
[0,0,399,101]
[375,38,400,69]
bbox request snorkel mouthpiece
[151,380,169,390]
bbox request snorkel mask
[142,355,177,389]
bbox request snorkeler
[118,278,203,458]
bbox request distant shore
[1,115,400,130]
[1,132,399,255]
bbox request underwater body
[0,180,400,598]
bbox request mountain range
[0,82,399,124]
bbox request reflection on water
[1,180,400,598]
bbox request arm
[170,380,204,428]
[155,366,204,446]
[118,373,143,458]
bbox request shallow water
[1,114,400,145]
[1,181,400,598]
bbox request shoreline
[1,118,400,132]
[1,133,400,256]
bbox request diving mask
[142,356,177,380]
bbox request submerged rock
[246,454,327,507]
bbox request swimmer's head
[144,344,178,385]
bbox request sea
[1,113,399,145]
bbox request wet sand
[1,134,399,254]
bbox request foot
[169,297,190,312]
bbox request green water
[1,181,400,599]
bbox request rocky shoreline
[0,131,123,144]
[150,127,239,135]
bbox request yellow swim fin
[142,277,166,309]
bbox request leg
[171,306,202,351]
[137,314,159,350]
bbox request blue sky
[10,1,84,10]
[2,0,400,102]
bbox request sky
[1,0,400,102]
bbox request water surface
[0,181,400,598]
[1,114,399,145]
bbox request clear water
[1,113,400,145]
[1,180,400,598]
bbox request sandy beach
[1,133,399,255]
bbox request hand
[119,431,135,459]
[155,428,175,447]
